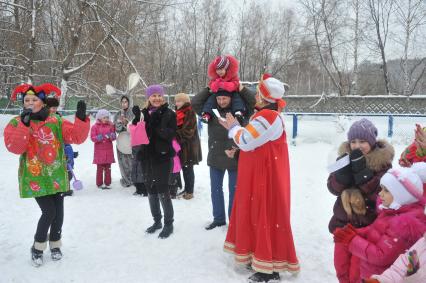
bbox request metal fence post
[292,114,298,140]
[388,115,393,138]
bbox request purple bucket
[72,179,83,190]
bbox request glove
[132,105,141,125]
[350,149,374,185]
[75,100,86,121]
[96,134,103,141]
[334,153,354,186]
[362,279,380,283]
[333,224,357,245]
[201,112,211,124]
[20,108,33,127]
[350,149,367,173]
[107,132,116,140]
[73,152,79,159]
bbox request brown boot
[183,193,193,200]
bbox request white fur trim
[34,241,47,251]
[49,239,62,249]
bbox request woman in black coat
[133,84,176,239]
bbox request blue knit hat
[347,118,378,147]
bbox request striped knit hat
[258,74,286,110]
[214,55,230,70]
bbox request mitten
[407,250,420,276]
[350,149,373,185]
[334,153,354,186]
[75,100,86,121]
[362,279,380,283]
[201,112,211,124]
[110,132,116,140]
[132,105,141,125]
[96,134,103,141]
[73,152,79,159]
[20,108,33,127]
[333,225,357,245]
[210,80,220,93]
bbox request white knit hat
[380,167,424,208]
[96,109,110,120]
[258,74,286,109]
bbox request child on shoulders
[201,55,246,123]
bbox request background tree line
[0,0,425,109]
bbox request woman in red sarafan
[219,74,300,283]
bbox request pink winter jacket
[372,234,426,283]
[348,203,426,280]
[90,120,116,164]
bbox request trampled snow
[1,114,424,283]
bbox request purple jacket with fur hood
[328,140,394,233]
[349,203,426,280]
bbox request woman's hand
[218,112,240,130]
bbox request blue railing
[286,112,426,140]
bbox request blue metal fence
[287,112,426,140]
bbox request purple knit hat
[347,118,378,147]
[145,84,165,98]
[96,109,110,120]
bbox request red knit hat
[214,55,230,70]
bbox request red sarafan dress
[224,108,300,274]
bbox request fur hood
[337,139,395,172]
[207,55,239,81]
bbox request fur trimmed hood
[337,139,395,172]
[207,55,239,81]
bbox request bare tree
[394,0,426,95]
[365,0,394,95]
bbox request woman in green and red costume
[3,83,90,267]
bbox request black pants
[34,193,64,243]
[182,165,195,194]
[148,190,174,226]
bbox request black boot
[205,221,226,230]
[158,224,174,239]
[146,221,163,233]
[248,272,280,283]
[146,193,163,233]
[31,246,44,267]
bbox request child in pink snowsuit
[365,233,426,283]
[90,109,116,189]
[333,165,426,282]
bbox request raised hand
[75,100,86,121]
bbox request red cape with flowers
[224,130,300,274]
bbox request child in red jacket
[201,55,246,123]
[334,165,426,282]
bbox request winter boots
[31,245,44,267]
[205,221,226,230]
[248,272,280,283]
[31,240,63,267]
[49,239,62,261]
[158,224,174,239]
[146,192,174,238]
[146,221,163,234]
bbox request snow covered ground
[0,114,424,283]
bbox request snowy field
[1,114,425,283]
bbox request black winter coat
[191,87,255,171]
[140,103,176,190]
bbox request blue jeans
[209,166,237,223]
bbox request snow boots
[31,241,46,267]
[248,272,280,283]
